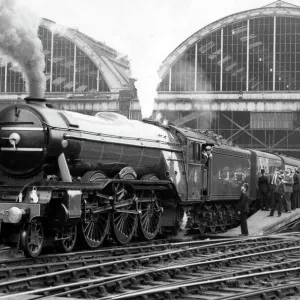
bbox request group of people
[237,166,300,236]
[258,167,300,216]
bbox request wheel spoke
[114,214,123,223]
[22,220,44,258]
[138,191,161,240]
[112,202,137,244]
[117,215,125,233]
[79,171,111,249]
[86,221,93,238]
[60,225,77,253]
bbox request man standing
[283,168,293,213]
[292,168,300,209]
[269,168,279,211]
[237,183,250,236]
[269,175,285,217]
[258,169,270,210]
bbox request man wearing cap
[283,168,293,213]
[269,168,279,211]
[292,167,300,209]
[297,167,300,208]
[237,183,250,236]
[258,169,270,210]
[202,145,212,166]
[269,174,285,217]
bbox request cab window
[190,142,201,162]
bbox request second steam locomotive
[0,96,298,257]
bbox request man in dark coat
[283,168,293,213]
[202,145,212,166]
[258,169,270,210]
[269,174,285,217]
[292,168,300,210]
[237,183,250,236]
[269,168,279,210]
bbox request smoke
[48,22,68,36]
[180,210,188,230]
[93,0,203,119]
[0,0,45,97]
[173,210,189,240]
[129,32,164,119]
[155,112,169,126]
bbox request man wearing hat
[292,167,300,209]
[202,145,212,166]
[237,182,250,236]
[258,169,270,210]
[283,168,293,213]
[269,167,279,211]
[269,174,285,217]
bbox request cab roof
[171,126,215,144]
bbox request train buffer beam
[217,209,300,237]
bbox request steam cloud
[0,0,45,97]
[129,33,163,119]
[155,111,168,126]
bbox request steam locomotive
[0,96,299,257]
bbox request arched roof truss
[158,2,300,93]
[40,18,131,92]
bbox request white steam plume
[173,210,188,240]
[155,111,169,126]
[0,0,45,97]
[129,32,162,119]
[180,210,188,230]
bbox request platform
[219,209,300,237]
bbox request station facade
[156,0,300,158]
[0,18,138,118]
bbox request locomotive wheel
[198,221,206,234]
[21,219,44,258]
[111,175,137,245]
[232,205,240,225]
[208,206,217,233]
[79,171,110,249]
[59,225,77,253]
[138,190,161,240]
[196,210,206,234]
[219,206,227,232]
[138,174,161,240]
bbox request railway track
[0,235,239,268]
[0,236,251,270]
[0,235,299,299]
[0,236,276,281]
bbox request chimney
[24,96,47,106]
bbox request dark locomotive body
[0,97,299,257]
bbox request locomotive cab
[187,140,214,200]
[170,126,214,201]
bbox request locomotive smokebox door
[0,105,46,177]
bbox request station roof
[158,0,300,81]
[263,0,299,8]
[40,18,131,92]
